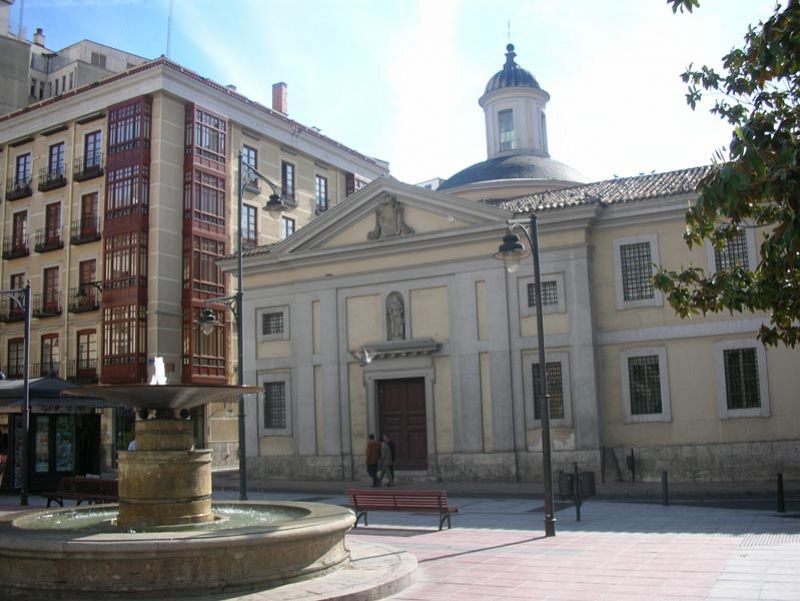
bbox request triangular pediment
[264,176,512,257]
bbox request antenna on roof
[17,0,25,39]
[166,0,173,59]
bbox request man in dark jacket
[365,434,381,487]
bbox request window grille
[527,280,559,308]
[261,312,284,336]
[533,362,564,419]
[628,355,662,415]
[715,230,749,271]
[620,242,654,301]
[263,381,286,429]
[723,348,761,409]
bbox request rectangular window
[90,52,107,68]
[262,312,284,336]
[84,130,102,167]
[498,109,515,151]
[106,165,149,217]
[104,231,147,288]
[281,161,295,199]
[12,211,27,249]
[188,170,226,226]
[30,78,37,98]
[80,192,99,235]
[15,153,31,184]
[315,175,328,212]
[620,241,654,302]
[715,230,749,271]
[45,202,61,244]
[242,205,257,247]
[723,348,761,410]
[40,333,60,377]
[263,381,287,430]
[76,330,98,372]
[192,109,226,164]
[102,303,146,366]
[532,362,565,420]
[43,266,59,312]
[620,347,671,423]
[280,216,295,240]
[242,145,257,182]
[192,237,226,295]
[627,355,662,415]
[527,280,559,308]
[69,72,73,90]
[7,339,24,378]
[108,100,151,155]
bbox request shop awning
[0,377,121,414]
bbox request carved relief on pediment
[367,194,415,240]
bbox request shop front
[0,377,112,494]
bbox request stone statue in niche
[386,291,406,341]
[367,194,414,240]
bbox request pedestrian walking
[382,433,396,486]
[365,434,381,487]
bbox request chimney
[272,82,287,114]
[33,27,45,46]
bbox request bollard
[573,462,582,522]
[777,473,786,513]
[661,471,669,506]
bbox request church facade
[228,46,800,484]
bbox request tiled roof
[494,166,712,213]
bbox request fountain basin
[0,500,356,599]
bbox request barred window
[715,230,749,271]
[532,362,564,420]
[263,381,286,430]
[527,280,559,308]
[627,355,662,415]
[723,348,761,410]
[620,242,654,302]
[262,312,284,336]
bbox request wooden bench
[346,488,458,530]
[43,476,118,507]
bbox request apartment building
[0,49,388,490]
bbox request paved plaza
[2,480,799,601]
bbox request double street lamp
[0,283,31,506]
[494,213,557,537]
[198,152,284,501]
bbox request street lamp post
[199,152,282,501]
[494,213,556,537]
[1,283,31,506]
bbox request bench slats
[345,488,458,530]
[43,476,118,507]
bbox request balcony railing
[0,299,25,322]
[37,166,67,192]
[2,236,29,260]
[70,218,101,245]
[5,176,32,201]
[73,153,104,182]
[31,362,62,378]
[67,285,100,313]
[66,358,99,383]
[34,226,64,253]
[31,291,61,318]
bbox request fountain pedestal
[117,419,212,529]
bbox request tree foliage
[655,0,800,347]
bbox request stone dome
[439,152,587,191]
[484,44,541,94]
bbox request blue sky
[8,0,775,184]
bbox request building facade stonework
[230,46,800,485]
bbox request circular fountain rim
[6,500,349,541]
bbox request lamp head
[265,194,284,215]
[199,307,217,337]
[493,230,530,274]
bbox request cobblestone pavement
[3,485,800,600]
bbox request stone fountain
[0,381,357,599]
